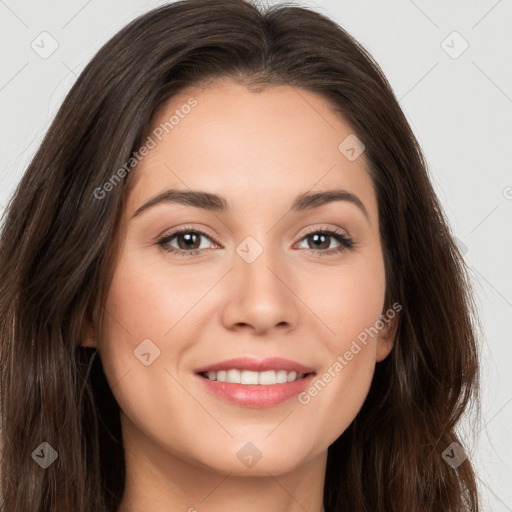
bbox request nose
[220,241,300,335]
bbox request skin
[83,78,397,512]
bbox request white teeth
[204,369,306,385]
[276,370,288,383]
[240,370,259,385]
[259,370,277,385]
[287,370,297,382]
[226,369,241,384]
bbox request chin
[192,447,308,476]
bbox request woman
[0,0,480,510]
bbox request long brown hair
[0,1,480,510]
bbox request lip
[195,357,315,374]
[194,357,316,408]
[196,372,316,408]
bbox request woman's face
[86,79,395,476]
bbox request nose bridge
[220,232,297,332]
[234,233,287,298]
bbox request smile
[200,369,308,385]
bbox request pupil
[311,233,328,249]
[179,233,199,250]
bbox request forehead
[124,79,377,221]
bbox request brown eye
[296,228,354,255]
[174,232,202,250]
[304,233,332,250]
[157,228,218,256]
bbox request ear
[80,320,97,347]
[375,308,399,362]
[80,305,99,348]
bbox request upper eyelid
[158,224,217,241]
[160,225,351,246]
[300,224,351,239]
[157,226,354,258]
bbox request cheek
[307,353,376,445]
[97,252,186,398]
[304,254,386,345]
[101,249,205,344]
[338,266,385,338]
[295,253,385,439]
[97,252,199,441]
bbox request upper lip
[195,357,315,375]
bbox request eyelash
[156,225,354,257]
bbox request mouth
[194,357,316,407]
[198,369,311,385]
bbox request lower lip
[196,373,316,408]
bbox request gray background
[0,0,511,509]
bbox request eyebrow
[131,187,369,220]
